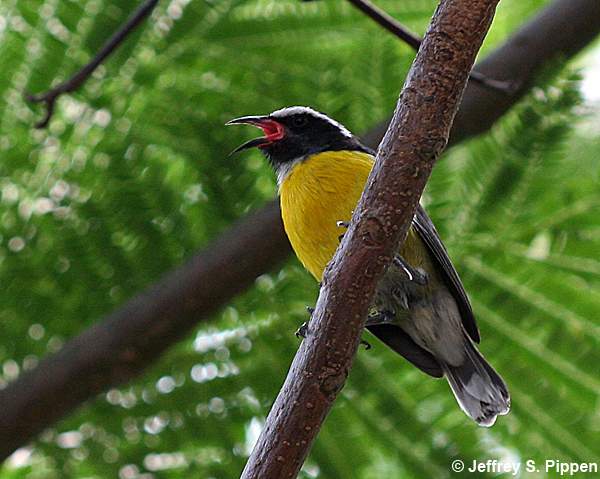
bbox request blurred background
[0,0,599,477]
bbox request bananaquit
[228,106,510,427]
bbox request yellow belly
[280,151,371,280]
[280,150,424,281]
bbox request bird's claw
[297,305,371,349]
[295,321,309,339]
[365,310,395,327]
[411,269,428,286]
[296,305,316,338]
[337,221,350,243]
[393,256,428,285]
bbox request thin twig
[346,0,515,93]
[240,0,499,476]
[346,0,421,49]
[25,0,159,128]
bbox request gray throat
[274,156,305,188]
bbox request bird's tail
[440,338,510,427]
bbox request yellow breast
[279,150,375,280]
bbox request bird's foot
[393,256,428,285]
[295,321,309,339]
[365,310,395,327]
[298,304,373,349]
[337,221,350,242]
[296,306,316,338]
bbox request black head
[227,106,371,169]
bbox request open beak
[227,115,285,155]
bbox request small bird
[228,106,510,426]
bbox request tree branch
[451,0,600,144]
[346,0,421,50]
[240,0,499,476]
[346,0,512,92]
[363,0,600,148]
[1,0,599,462]
[0,203,290,460]
[25,0,159,128]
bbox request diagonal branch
[450,0,600,144]
[362,0,600,148]
[25,0,159,128]
[240,0,500,476]
[346,0,421,50]
[1,0,599,462]
[346,0,513,92]
[0,203,290,460]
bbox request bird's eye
[291,116,308,128]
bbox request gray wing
[412,205,480,343]
[367,324,443,377]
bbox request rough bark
[1,0,599,461]
[240,0,500,477]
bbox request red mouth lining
[257,119,285,142]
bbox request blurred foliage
[0,0,599,478]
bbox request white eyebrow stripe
[269,106,353,138]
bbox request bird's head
[227,106,369,182]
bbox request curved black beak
[228,136,271,155]
[227,115,271,155]
[227,115,284,155]
[226,115,269,126]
